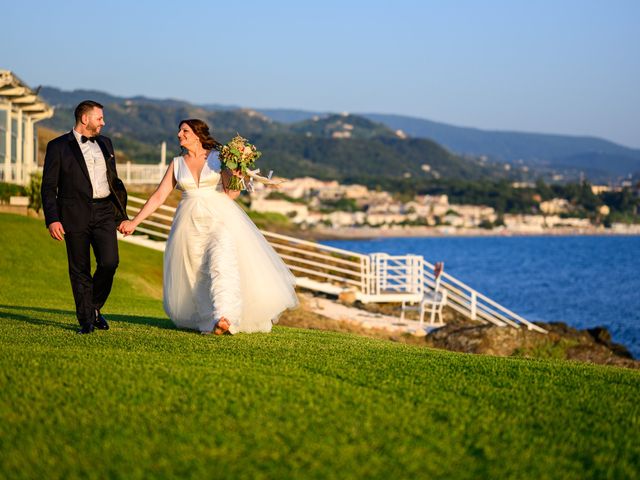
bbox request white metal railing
[0,164,43,185]
[125,195,545,332]
[263,230,370,293]
[126,196,174,239]
[369,253,424,297]
[121,162,167,185]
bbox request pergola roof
[0,70,54,118]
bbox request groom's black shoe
[94,310,110,330]
[77,324,95,335]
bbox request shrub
[26,173,42,212]
[0,182,26,203]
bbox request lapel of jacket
[67,131,91,183]
[96,137,116,174]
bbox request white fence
[1,161,165,186]
[121,162,167,185]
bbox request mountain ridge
[39,87,508,186]
[39,86,640,181]
[258,108,640,180]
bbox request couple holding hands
[42,100,297,336]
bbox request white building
[324,210,366,227]
[539,198,571,215]
[0,70,54,185]
[269,177,340,200]
[448,204,497,226]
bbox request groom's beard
[86,123,102,136]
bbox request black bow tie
[81,135,97,143]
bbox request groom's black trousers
[64,199,119,328]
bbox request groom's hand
[118,220,136,237]
[48,222,65,241]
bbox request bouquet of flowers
[218,134,262,191]
[218,134,287,191]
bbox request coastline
[281,294,638,369]
[306,225,640,241]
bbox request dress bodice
[173,151,222,192]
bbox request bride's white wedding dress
[163,151,298,334]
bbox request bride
[119,119,298,335]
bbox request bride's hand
[221,168,244,199]
[118,220,136,236]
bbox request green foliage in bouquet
[218,134,262,191]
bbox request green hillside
[40,87,640,182]
[289,114,398,139]
[1,213,639,479]
[39,88,511,184]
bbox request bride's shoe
[214,317,231,336]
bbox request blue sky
[2,0,639,147]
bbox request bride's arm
[119,162,176,236]
[221,168,242,200]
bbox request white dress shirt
[73,129,111,199]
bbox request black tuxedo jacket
[41,131,128,232]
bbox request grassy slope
[0,213,638,479]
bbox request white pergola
[0,70,54,185]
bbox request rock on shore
[425,321,637,369]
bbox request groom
[41,100,128,334]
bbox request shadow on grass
[0,304,176,331]
[0,305,77,331]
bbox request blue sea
[323,235,640,358]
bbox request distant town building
[591,185,613,195]
[331,131,351,139]
[539,198,571,215]
[448,205,497,226]
[511,181,535,189]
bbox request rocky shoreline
[279,295,638,369]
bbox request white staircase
[124,196,546,333]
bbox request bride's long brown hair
[179,119,222,151]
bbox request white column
[15,109,23,184]
[4,105,11,182]
[160,141,166,166]
[23,116,34,180]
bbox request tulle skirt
[163,187,298,334]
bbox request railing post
[361,256,369,295]
[126,161,131,183]
[470,291,477,320]
[370,254,377,295]
[371,253,382,295]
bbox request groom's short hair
[74,100,104,124]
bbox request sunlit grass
[1,213,639,479]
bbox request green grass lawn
[1,213,639,479]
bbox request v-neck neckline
[183,154,208,188]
